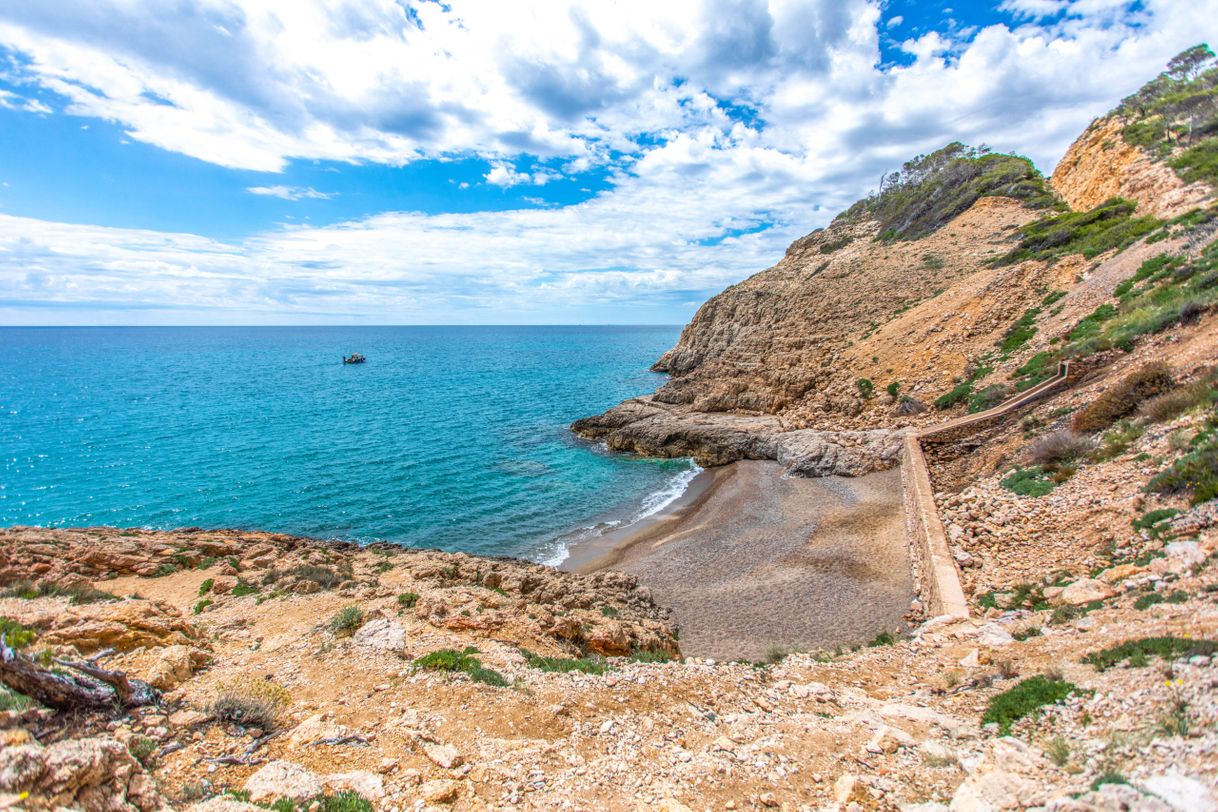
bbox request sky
[0,0,1215,326]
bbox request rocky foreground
[1,518,1216,811]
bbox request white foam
[537,460,703,568]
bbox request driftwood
[0,633,159,712]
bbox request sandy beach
[568,460,913,662]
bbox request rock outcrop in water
[573,396,903,474]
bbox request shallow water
[0,325,691,563]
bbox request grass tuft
[982,675,1079,734]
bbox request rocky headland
[5,49,1218,811]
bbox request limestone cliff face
[645,196,1040,422]
[1051,116,1212,218]
[576,98,1218,466]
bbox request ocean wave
[538,459,703,568]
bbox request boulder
[244,761,324,804]
[288,714,349,747]
[0,736,163,811]
[420,779,461,804]
[1057,579,1114,606]
[424,743,463,770]
[188,799,265,812]
[146,644,211,690]
[1150,541,1205,577]
[324,771,385,800]
[949,738,1051,811]
[974,624,1014,647]
[351,619,408,655]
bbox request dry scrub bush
[1138,367,1218,423]
[1028,430,1094,466]
[210,677,291,730]
[1072,362,1173,433]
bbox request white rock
[351,619,408,655]
[1150,542,1205,576]
[288,713,348,747]
[974,624,1014,647]
[1058,578,1114,605]
[245,761,324,804]
[325,771,385,800]
[419,779,460,803]
[424,743,463,770]
[1141,771,1215,812]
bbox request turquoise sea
[0,326,694,564]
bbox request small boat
[343,353,366,365]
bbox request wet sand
[571,460,912,662]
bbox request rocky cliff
[575,65,1218,465]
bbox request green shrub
[193,598,213,615]
[1092,420,1145,462]
[0,617,37,648]
[318,792,375,812]
[1091,772,1130,791]
[1147,433,1218,505]
[833,143,1057,241]
[856,378,874,399]
[1,580,118,605]
[1132,507,1180,539]
[1000,467,1056,497]
[127,736,157,767]
[994,198,1162,267]
[886,381,901,399]
[935,365,994,410]
[1000,307,1041,354]
[1133,590,1189,610]
[0,685,34,712]
[1171,137,1218,186]
[968,383,1010,413]
[1013,626,1043,641]
[627,649,674,663]
[520,648,609,675]
[868,631,895,647]
[396,592,419,609]
[1082,636,1218,670]
[230,580,260,598]
[982,675,1079,734]
[1072,363,1173,432]
[413,646,508,687]
[328,606,364,637]
[198,578,215,596]
[819,234,854,253]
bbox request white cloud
[484,163,561,187]
[0,0,1216,323]
[246,185,335,201]
[0,88,50,113]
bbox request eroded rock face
[1051,116,1213,219]
[573,397,902,475]
[0,737,163,812]
[34,600,202,653]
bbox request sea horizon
[0,324,694,566]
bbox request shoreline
[558,463,732,573]
[566,459,914,662]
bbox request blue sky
[0,0,1212,325]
